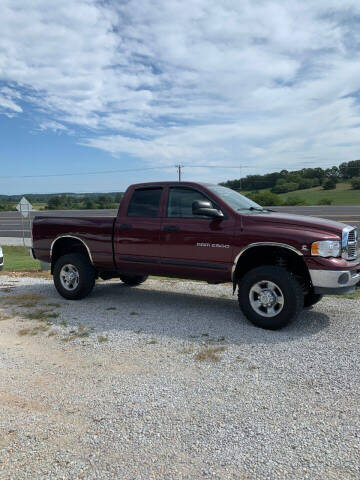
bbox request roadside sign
[16,197,33,218]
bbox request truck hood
[249,211,347,235]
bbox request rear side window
[167,187,213,218]
[127,188,163,217]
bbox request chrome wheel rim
[60,264,79,291]
[249,280,284,318]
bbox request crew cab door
[114,186,163,274]
[159,186,235,278]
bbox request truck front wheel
[119,274,148,286]
[303,292,323,308]
[53,253,95,300]
[238,266,304,330]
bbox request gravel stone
[0,275,359,479]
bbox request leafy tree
[350,177,360,189]
[97,195,113,209]
[323,178,337,190]
[271,182,299,194]
[115,192,123,203]
[247,191,283,206]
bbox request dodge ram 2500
[32,182,360,330]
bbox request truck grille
[342,227,358,260]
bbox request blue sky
[1,0,360,194]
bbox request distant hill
[0,192,124,211]
[0,192,123,203]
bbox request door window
[167,187,214,218]
[127,188,163,217]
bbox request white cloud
[1,0,360,178]
[0,87,22,115]
[38,120,69,133]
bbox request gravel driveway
[0,276,359,480]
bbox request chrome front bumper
[309,268,360,295]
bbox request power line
[1,161,359,180]
[0,166,168,179]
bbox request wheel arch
[50,235,93,273]
[232,242,311,292]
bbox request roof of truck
[129,181,216,188]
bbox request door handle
[163,225,179,231]
[118,223,132,229]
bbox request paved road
[0,205,359,238]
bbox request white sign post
[16,197,33,247]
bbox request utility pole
[239,165,242,190]
[176,164,183,182]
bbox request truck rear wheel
[238,266,304,330]
[119,274,148,286]
[53,253,95,300]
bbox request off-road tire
[53,253,95,300]
[238,266,304,330]
[303,292,323,308]
[119,274,148,286]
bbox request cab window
[167,187,213,218]
[127,188,163,217]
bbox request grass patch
[2,246,41,271]
[97,335,108,343]
[23,309,59,321]
[1,293,44,307]
[336,289,360,300]
[18,325,49,336]
[194,345,227,362]
[247,182,360,206]
[278,182,360,205]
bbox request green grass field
[278,182,359,205]
[2,246,41,271]
[243,182,360,205]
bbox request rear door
[114,187,163,273]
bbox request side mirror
[192,200,224,218]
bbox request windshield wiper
[237,206,275,213]
[248,206,264,211]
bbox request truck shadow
[6,280,330,345]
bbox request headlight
[311,240,341,257]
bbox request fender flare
[50,235,94,265]
[231,242,304,284]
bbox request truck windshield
[207,185,264,212]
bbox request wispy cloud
[1,0,360,173]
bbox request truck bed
[32,215,116,270]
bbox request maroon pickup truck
[32,182,360,330]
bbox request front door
[159,186,235,279]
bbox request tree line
[0,192,123,211]
[46,193,123,210]
[220,160,360,193]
